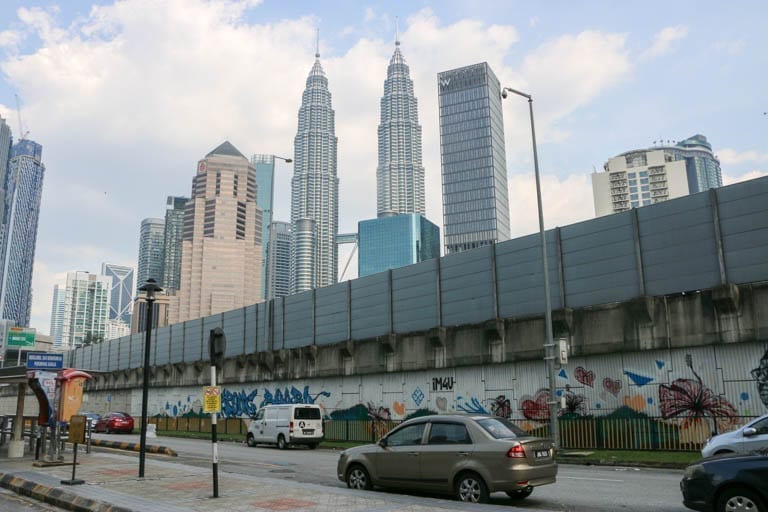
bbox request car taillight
[290,421,294,429]
[507,445,526,458]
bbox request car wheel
[246,434,256,447]
[277,435,287,450]
[717,486,766,512]
[308,442,318,450]
[455,472,489,504]
[346,464,372,490]
[507,487,533,500]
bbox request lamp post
[501,86,559,448]
[138,278,162,478]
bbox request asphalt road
[92,433,689,512]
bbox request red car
[94,412,135,434]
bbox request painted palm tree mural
[658,354,738,435]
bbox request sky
[0,0,765,336]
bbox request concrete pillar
[8,383,26,458]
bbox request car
[78,412,102,432]
[337,414,557,504]
[246,404,324,449]
[701,413,768,457]
[680,451,768,512]
[93,412,135,434]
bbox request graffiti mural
[259,386,330,408]
[521,389,550,421]
[490,395,512,418]
[753,348,768,408]
[561,385,588,417]
[221,388,259,418]
[574,367,596,387]
[658,355,737,431]
[456,396,488,414]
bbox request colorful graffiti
[658,355,737,430]
[753,348,768,408]
[603,378,622,397]
[520,389,549,421]
[575,367,596,387]
[259,386,330,408]
[561,386,588,417]
[490,395,512,419]
[456,396,488,414]
[221,388,259,418]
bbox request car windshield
[476,417,530,439]
[294,408,321,420]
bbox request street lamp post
[138,278,163,478]
[502,86,559,448]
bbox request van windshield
[294,407,321,420]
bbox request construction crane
[14,94,29,141]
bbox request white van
[246,404,324,449]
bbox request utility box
[558,339,569,365]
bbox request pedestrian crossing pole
[208,328,226,499]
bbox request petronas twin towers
[290,36,424,293]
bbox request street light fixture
[138,278,163,478]
[501,86,559,448]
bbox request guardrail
[144,415,759,451]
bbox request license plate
[535,450,550,459]
[302,429,314,435]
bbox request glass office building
[101,263,134,325]
[438,62,510,254]
[137,217,165,288]
[265,220,291,299]
[162,196,187,292]
[252,154,275,296]
[358,213,439,277]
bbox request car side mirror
[378,438,388,448]
[743,427,758,437]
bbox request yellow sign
[69,415,86,444]
[203,386,221,414]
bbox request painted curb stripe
[89,440,178,457]
[1,472,135,512]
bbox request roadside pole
[207,328,226,499]
[210,367,219,498]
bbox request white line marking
[562,476,624,482]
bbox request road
[92,433,689,511]
[0,488,68,512]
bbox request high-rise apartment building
[161,196,187,292]
[49,284,65,346]
[0,117,11,223]
[265,221,291,299]
[438,62,510,254]
[377,38,425,216]
[358,214,439,277]
[60,271,111,348]
[172,141,263,323]
[137,218,165,289]
[252,154,276,296]
[592,134,723,217]
[290,47,339,293]
[101,263,134,325]
[0,139,46,326]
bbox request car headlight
[683,464,705,479]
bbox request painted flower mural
[752,348,768,409]
[659,355,737,430]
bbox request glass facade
[675,134,723,192]
[0,139,45,327]
[161,196,187,292]
[252,154,275,296]
[60,271,111,348]
[438,62,510,254]
[358,213,440,277]
[49,284,65,346]
[266,220,291,299]
[377,40,425,216]
[137,217,165,288]
[291,51,339,293]
[101,262,134,325]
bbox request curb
[89,440,178,457]
[0,473,134,512]
[557,456,688,470]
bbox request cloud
[722,170,767,186]
[641,25,688,59]
[1,2,635,335]
[717,148,768,165]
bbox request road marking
[561,476,624,482]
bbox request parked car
[337,414,557,504]
[701,413,768,457]
[78,412,102,432]
[94,412,134,434]
[246,404,324,449]
[680,452,768,512]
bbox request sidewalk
[0,447,549,512]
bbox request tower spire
[315,28,320,58]
[395,16,400,46]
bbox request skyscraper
[161,196,188,292]
[137,218,165,289]
[0,139,46,326]
[60,271,111,348]
[101,262,134,325]
[252,154,276,296]
[265,220,292,299]
[49,284,65,346]
[438,62,510,254]
[377,37,425,216]
[172,141,263,323]
[592,134,723,216]
[0,117,11,224]
[290,45,339,293]
[358,214,439,277]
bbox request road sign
[8,327,35,347]
[27,352,64,370]
[203,386,221,414]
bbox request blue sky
[0,0,765,335]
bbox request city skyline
[0,1,764,335]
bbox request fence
[147,415,757,451]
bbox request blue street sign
[26,352,64,370]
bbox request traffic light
[209,327,226,368]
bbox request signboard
[27,352,64,370]
[69,415,86,444]
[33,370,58,403]
[7,327,35,347]
[203,386,221,414]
